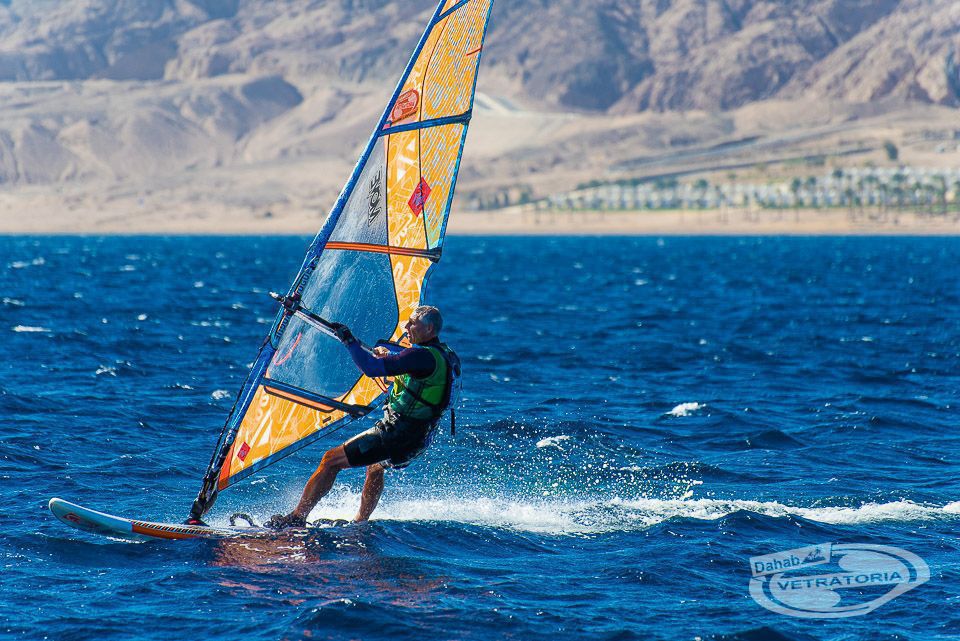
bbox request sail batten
[380,111,472,137]
[324,242,441,261]
[438,0,474,21]
[190,0,494,516]
[262,379,375,417]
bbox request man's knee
[320,446,349,471]
[366,463,385,479]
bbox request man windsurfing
[265,305,460,528]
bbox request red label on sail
[237,442,251,461]
[391,89,420,123]
[408,178,432,216]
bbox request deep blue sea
[1,236,958,640]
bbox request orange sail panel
[210,0,494,491]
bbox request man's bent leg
[355,463,385,522]
[291,445,351,519]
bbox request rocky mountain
[1,0,957,111]
[0,0,957,229]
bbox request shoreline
[1,206,959,236]
[449,207,960,236]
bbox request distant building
[533,166,960,214]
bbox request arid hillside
[2,0,958,109]
[0,0,957,231]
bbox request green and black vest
[387,342,460,423]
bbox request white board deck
[49,498,254,540]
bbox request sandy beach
[1,192,959,236]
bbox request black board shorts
[343,414,437,469]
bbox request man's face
[405,313,434,344]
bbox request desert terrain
[0,0,957,234]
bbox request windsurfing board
[49,498,254,541]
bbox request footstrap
[230,513,258,527]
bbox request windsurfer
[265,305,460,529]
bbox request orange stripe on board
[132,523,201,540]
[325,241,438,260]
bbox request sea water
[1,236,957,640]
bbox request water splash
[287,490,960,536]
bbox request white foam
[609,498,956,528]
[668,402,703,417]
[536,435,570,449]
[9,257,44,269]
[293,492,960,536]
[12,325,49,333]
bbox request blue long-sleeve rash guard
[345,340,436,379]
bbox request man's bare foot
[264,513,307,530]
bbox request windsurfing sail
[189,0,495,520]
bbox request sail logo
[408,178,432,216]
[391,89,420,124]
[367,170,383,223]
[748,543,929,618]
